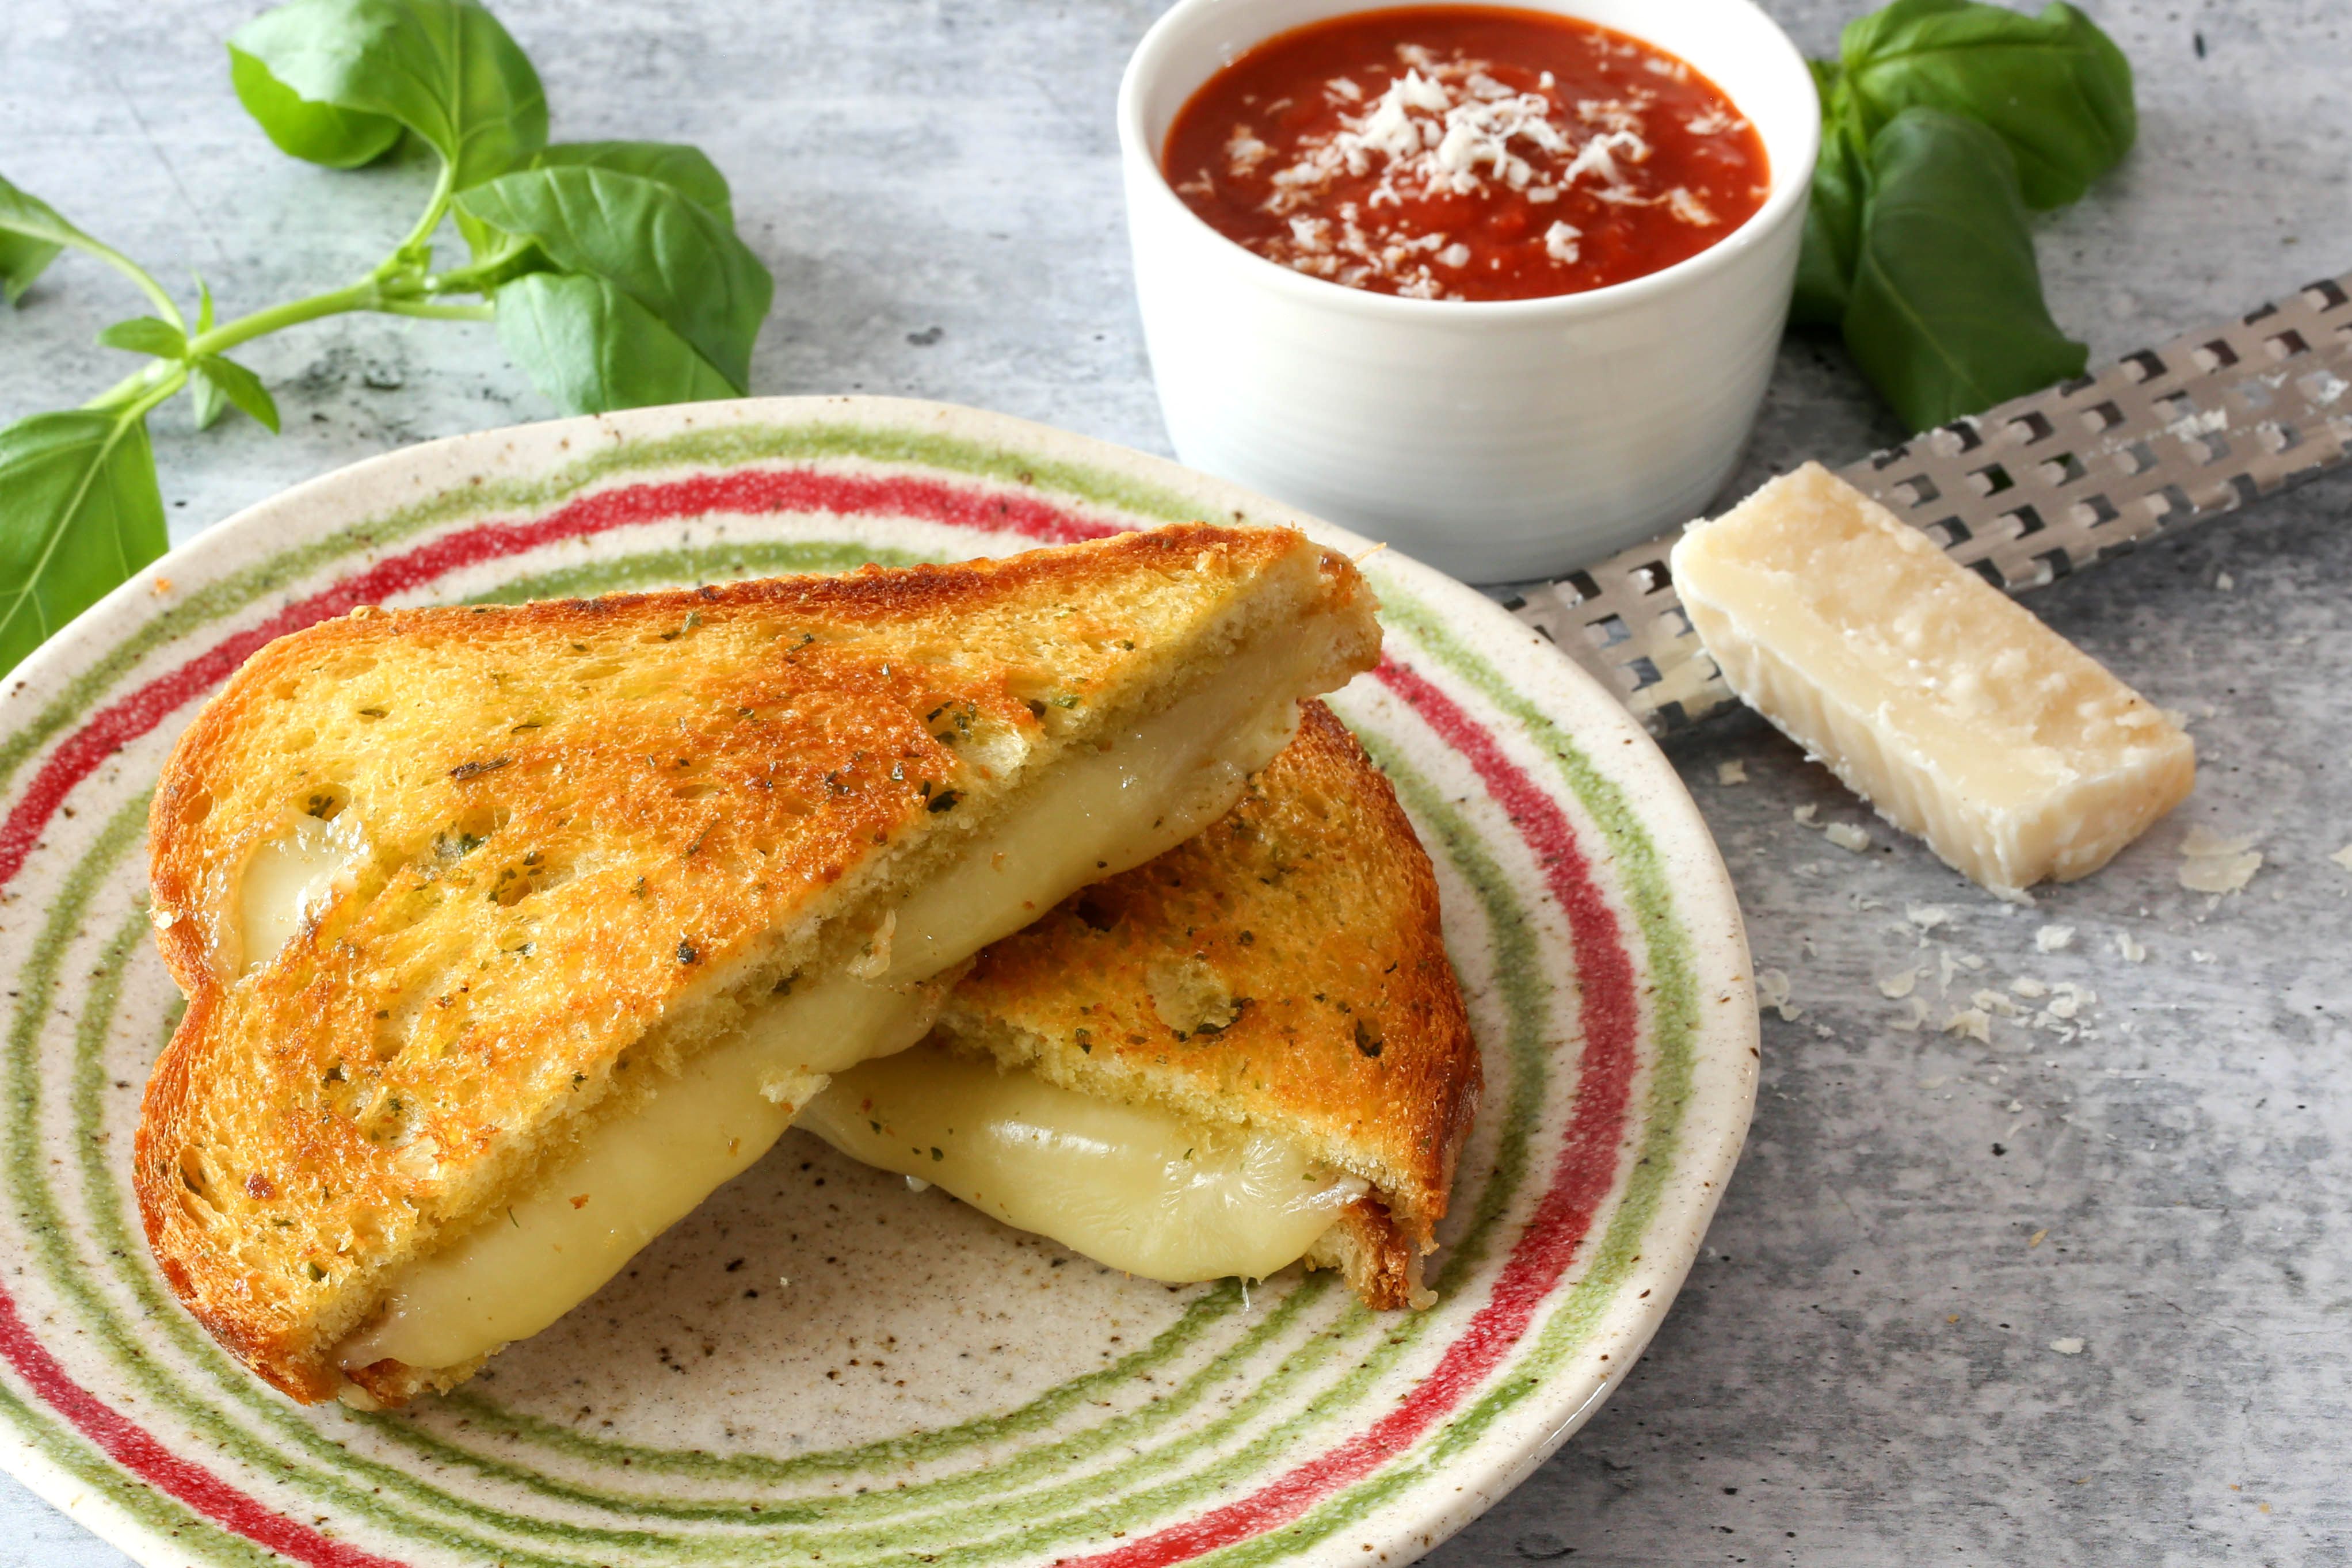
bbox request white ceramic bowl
[1119,0,1821,582]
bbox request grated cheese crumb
[1664,185,1718,225]
[2181,825,2255,857]
[2330,844,2352,873]
[1755,967,1800,1021]
[1907,904,1951,931]
[1716,759,1748,786]
[2035,925,2075,953]
[1973,988,2021,1018]
[2010,977,2049,998]
[1943,1008,1992,1043]
[1825,822,1871,853]
[1793,804,1819,826]
[2049,1337,2084,1355]
[1889,996,1931,1033]
[2179,847,2262,895]
[1877,967,1919,999]
[2115,932,2148,963]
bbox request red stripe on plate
[1058,658,1640,1567]
[0,1297,403,1567]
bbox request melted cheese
[330,627,1343,1382]
[336,975,941,1373]
[874,628,1331,979]
[235,812,365,973]
[801,1042,1365,1283]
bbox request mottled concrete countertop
[3,1,2346,1562]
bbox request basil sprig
[0,0,772,680]
[1797,0,2135,432]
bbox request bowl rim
[1116,0,1823,322]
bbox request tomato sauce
[1162,6,1770,302]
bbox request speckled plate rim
[0,395,1757,1568]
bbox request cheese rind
[1671,463,2194,898]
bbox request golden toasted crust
[138,525,1377,1402]
[1305,1198,1424,1313]
[932,701,1479,1305]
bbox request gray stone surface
[2,0,2347,1563]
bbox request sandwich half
[139,524,1379,1405]
[800,700,1480,1309]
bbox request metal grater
[1504,270,2352,733]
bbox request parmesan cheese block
[1671,463,2194,899]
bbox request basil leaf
[455,142,736,262]
[191,369,228,432]
[0,411,169,679]
[96,316,189,359]
[0,173,95,307]
[458,166,771,390]
[493,272,738,415]
[528,143,734,226]
[1842,108,2087,432]
[1841,0,2134,210]
[228,44,403,169]
[188,281,227,428]
[1793,81,1869,329]
[229,0,548,189]
[195,356,284,433]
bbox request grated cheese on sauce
[1163,11,1768,302]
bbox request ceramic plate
[0,397,1755,1568]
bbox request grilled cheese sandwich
[139,525,1379,1405]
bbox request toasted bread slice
[140,525,1378,1404]
[802,701,1479,1309]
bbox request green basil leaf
[1842,108,2087,432]
[0,411,169,679]
[1793,86,1869,329]
[191,368,229,432]
[0,231,60,306]
[458,167,771,390]
[189,284,228,424]
[0,173,94,307]
[228,44,404,169]
[96,316,188,359]
[528,143,734,226]
[1841,0,2134,210]
[195,356,284,434]
[494,272,738,415]
[454,142,735,262]
[228,0,548,188]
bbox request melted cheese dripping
[801,1042,1365,1284]
[326,624,1347,1382]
